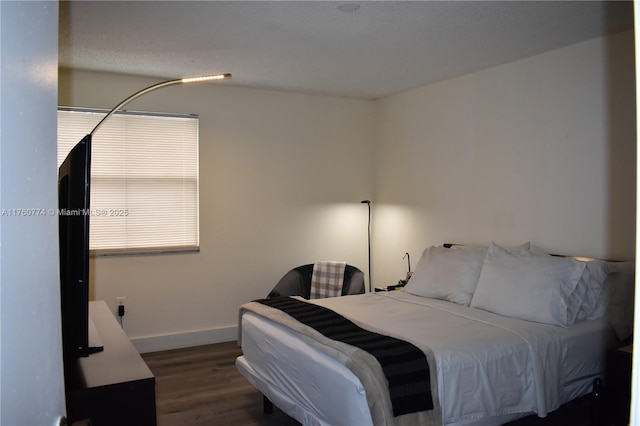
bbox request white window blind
[57,108,200,255]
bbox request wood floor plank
[142,341,300,426]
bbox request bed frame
[236,245,633,425]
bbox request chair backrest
[268,263,365,299]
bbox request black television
[58,134,103,359]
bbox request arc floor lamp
[89,73,231,137]
[58,72,231,356]
[361,200,371,292]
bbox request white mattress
[236,292,617,426]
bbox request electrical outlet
[116,296,126,306]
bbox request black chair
[268,263,365,299]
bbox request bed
[236,242,634,425]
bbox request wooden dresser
[66,301,156,426]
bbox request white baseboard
[131,325,238,354]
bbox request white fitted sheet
[237,292,617,426]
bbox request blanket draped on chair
[310,260,346,299]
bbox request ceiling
[59,1,634,100]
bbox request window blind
[58,108,200,255]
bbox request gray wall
[1,1,66,424]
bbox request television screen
[59,134,102,358]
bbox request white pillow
[470,242,586,327]
[575,259,611,321]
[604,261,635,341]
[403,245,486,306]
[525,248,612,321]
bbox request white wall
[1,1,66,424]
[372,30,636,286]
[58,70,375,351]
[58,29,635,353]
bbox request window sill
[90,246,200,257]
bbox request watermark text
[1,208,129,217]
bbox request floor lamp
[58,73,231,357]
[361,200,371,292]
[89,73,231,136]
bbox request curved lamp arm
[403,252,411,273]
[90,73,232,136]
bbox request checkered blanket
[310,261,346,299]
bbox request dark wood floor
[143,341,596,426]
[142,341,299,426]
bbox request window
[58,108,200,255]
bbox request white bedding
[237,291,617,426]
